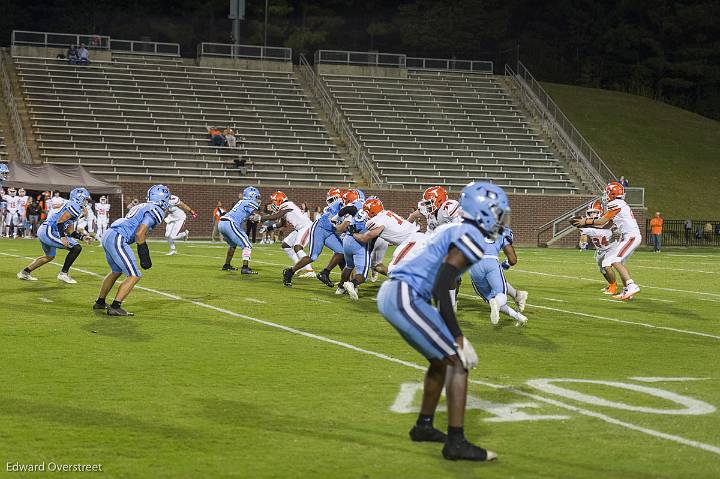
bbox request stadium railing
[109,39,180,57]
[197,43,292,62]
[314,50,406,68]
[406,56,493,74]
[505,62,615,193]
[298,54,384,187]
[646,220,720,247]
[0,51,33,163]
[12,30,110,49]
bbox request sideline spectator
[207,126,225,146]
[300,202,310,220]
[224,128,237,148]
[26,197,41,237]
[704,222,713,241]
[314,206,322,221]
[618,176,629,187]
[684,218,692,246]
[212,201,226,242]
[78,44,90,65]
[649,212,663,253]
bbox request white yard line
[541,297,567,303]
[635,265,720,275]
[38,297,53,303]
[245,298,266,304]
[3,251,720,457]
[629,377,711,383]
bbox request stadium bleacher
[0,132,7,160]
[14,56,352,187]
[322,69,578,194]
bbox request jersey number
[386,211,404,225]
[591,236,610,248]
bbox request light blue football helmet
[69,187,91,207]
[147,184,171,209]
[355,189,366,202]
[459,181,511,240]
[0,163,8,181]
[243,186,261,204]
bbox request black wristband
[70,230,83,240]
[432,262,463,338]
[137,242,152,269]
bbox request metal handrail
[0,51,33,163]
[197,42,292,61]
[314,49,406,68]
[407,56,493,73]
[298,54,383,187]
[110,39,180,57]
[12,30,110,50]
[509,62,616,191]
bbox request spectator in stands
[65,44,79,64]
[314,206,322,221]
[207,126,226,146]
[300,203,310,220]
[684,218,692,246]
[618,175,629,187]
[649,212,663,253]
[26,197,41,237]
[212,201,225,242]
[78,44,90,65]
[224,129,237,148]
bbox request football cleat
[107,306,134,317]
[282,267,294,287]
[335,285,347,295]
[489,297,500,325]
[515,290,528,312]
[343,281,359,300]
[241,267,258,275]
[442,439,497,462]
[515,313,528,327]
[619,283,640,300]
[316,270,334,288]
[183,230,189,241]
[165,250,177,256]
[298,270,316,278]
[92,302,108,311]
[602,284,618,295]
[57,272,77,284]
[409,424,447,443]
[17,270,38,281]
[370,270,379,283]
[222,264,238,271]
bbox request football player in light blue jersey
[17,187,92,284]
[282,187,346,287]
[335,189,370,299]
[377,181,510,462]
[93,184,170,316]
[217,186,260,274]
[0,163,8,185]
[469,227,528,326]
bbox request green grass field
[1,239,719,478]
[543,82,720,219]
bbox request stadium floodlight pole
[264,0,268,47]
[229,0,246,46]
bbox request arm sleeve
[432,262,463,338]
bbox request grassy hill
[542,83,720,219]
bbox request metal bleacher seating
[322,69,578,194]
[0,133,7,160]
[14,56,352,187]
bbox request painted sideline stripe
[514,268,720,298]
[459,293,720,341]
[629,377,711,383]
[541,297,567,303]
[635,265,720,275]
[4,252,720,456]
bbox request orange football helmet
[270,191,288,211]
[418,186,448,216]
[342,189,359,205]
[363,198,384,218]
[604,182,625,201]
[586,200,603,219]
[326,187,342,205]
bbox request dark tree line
[2,0,719,119]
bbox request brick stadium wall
[106,182,641,246]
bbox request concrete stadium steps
[322,69,580,195]
[14,56,351,186]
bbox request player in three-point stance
[282,187,346,288]
[377,181,510,462]
[217,187,260,274]
[164,194,197,255]
[335,189,371,300]
[93,184,171,316]
[469,227,528,326]
[17,188,93,284]
[572,181,641,300]
[578,200,619,294]
[257,191,315,278]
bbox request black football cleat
[282,267,294,287]
[241,267,258,275]
[442,439,497,462]
[92,302,108,311]
[222,264,238,271]
[409,425,447,443]
[316,270,334,288]
[107,306,135,317]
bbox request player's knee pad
[241,247,251,261]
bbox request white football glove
[455,337,478,370]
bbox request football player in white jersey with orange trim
[572,182,641,300]
[352,197,420,276]
[95,196,111,239]
[408,186,462,234]
[164,195,196,256]
[257,191,315,278]
[578,200,620,295]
